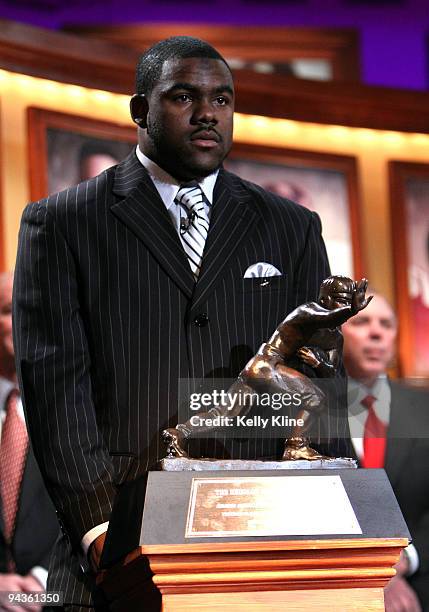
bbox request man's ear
[130,94,148,129]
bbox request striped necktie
[175,182,209,279]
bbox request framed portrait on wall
[27,108,136,201]
[390,161,429,379]
[226,143,363,278]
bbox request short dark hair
[135,36,231,95]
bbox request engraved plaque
[185,475,362,538]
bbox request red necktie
[361,394,386,469]
[0,389,28,569]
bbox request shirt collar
[0,376,17,412]
[135,146,218,210]
[347,375,390,423]
[348,374,388,398]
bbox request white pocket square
[243,262,282,278]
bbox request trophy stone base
[160,457,357,471]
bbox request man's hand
[384,551,421,612]
[89,531,107,574]
[0,573,44,612]
[351,278,373,315]
[385,576,421,612]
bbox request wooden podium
[99,469,409,611]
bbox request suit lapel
[110,152,195,298]
[384,382,413,485]
[191,169,260,312]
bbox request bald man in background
[0,272,59,611]
[342,292,429,612]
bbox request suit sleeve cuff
[81,522,109,556]
[30,566,48,589]
[404,543,419,576]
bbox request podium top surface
[141,469,410,548]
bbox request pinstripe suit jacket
[13,150,348,606]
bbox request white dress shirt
[0,377,25,437]
[347,375,390,460]
[348,375,419,575]
[82,149,219,557]
[0,377,48,587]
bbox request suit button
[194,313,209,327]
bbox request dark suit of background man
[13,36,347,610]
[342,293,429,612]
[0,272,59,612]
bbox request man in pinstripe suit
[13,37,347,610]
